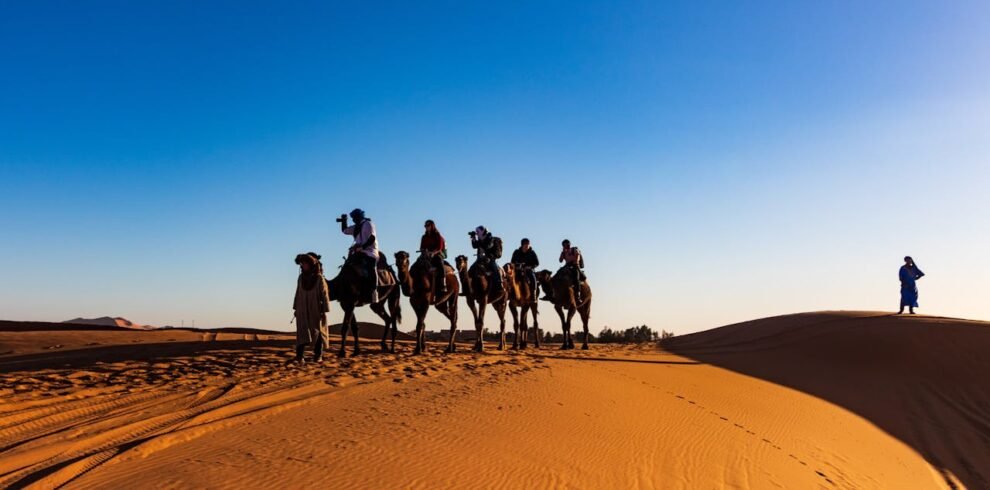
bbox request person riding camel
[511,238,540,302]
[338,208,379,303]
[419,219,448,296]
[470,225,503,293]
[557,239,585,303]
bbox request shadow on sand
[664,311,990,490]
[529,354,701,365]
[0,339,295,373]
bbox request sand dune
[63,317,153,330]
[0,312,985,488]
[664,311,990,489]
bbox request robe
[899,265,925,308]
[294,274,330,347]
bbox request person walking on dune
[293,253,330,362]
[898,256,925,315]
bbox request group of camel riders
[339,208,586,304]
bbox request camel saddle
[376,255,397,287]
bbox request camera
[335,213,347,223]
[468,231,477,237]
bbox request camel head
[455,255,469,271]
[394,251,410,271]
[503,263,515,281]
[535,269,552,286]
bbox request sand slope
[1,312,984,488]
[665,311,990,489]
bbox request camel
[394,251,459,354]
[455,254,509,351]
[326,253,402,357]
[504,263,540,349]
[536,267,592,350]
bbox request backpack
[490,237,503,259]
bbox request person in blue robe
[898,256,925,314]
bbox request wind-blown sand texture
[0,311,986,488]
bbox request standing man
[898,256,925,315]
[511,238,540,302]
[420,219,448,296]
[559,239,585,303]
[338,208,379,303]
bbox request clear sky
[2,1,988,335]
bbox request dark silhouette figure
[898,256,925,315]
[293,253,330,363]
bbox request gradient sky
[2,1,988,335]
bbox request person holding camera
[470,226,503,293]
[338,208,379,303]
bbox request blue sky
[2,1,988,334]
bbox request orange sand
[1,311,987,488]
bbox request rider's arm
[531,251,539,268]
[559,251,565,263]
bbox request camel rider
[420,219,448,296]
[339,208,379,303]
[511,238,540,302]
[470,226,503,292]
[559,239,585,303]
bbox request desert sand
[1,311,987,489]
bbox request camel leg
[442,298,458,353]
[475,302,487,352]
[418,305,427,354]
[389,293,401,353]
[580,305,591,350]
[519,304,529,349]
[532,302,541,349]
[554,305,567,350]
[370,302,390,353]
[414,305,429,355]
[497,301,507,351]
[338,307,352,358]
[351,314,361,356]
[565,308,577,349]
[508,304,520,350]
[497,302,507,351]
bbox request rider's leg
[572,266,582,303]
[363,254,377,302]
[489,260,503,291]
[313,332,324,361]
[528,269,538,302]
[433,256,447,295]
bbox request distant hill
[63,317,154,330]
